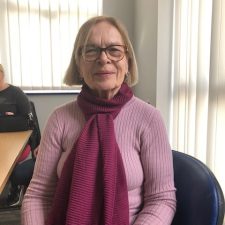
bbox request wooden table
[0,130,32,194]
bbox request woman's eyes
[108,47,121,52]
[85,48,98,54]
[84,46,123,53]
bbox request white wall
[133,0,158,105]
[103,0,135,44]
[156,0,174,131]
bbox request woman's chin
[91,84,121,99]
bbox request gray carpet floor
[0,183,21,225]
[0,208,21,225]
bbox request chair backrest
[171,150,225,225]
[28,101,41,150]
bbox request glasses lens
[83,46,99,61]
[106,45,126,61]
[82,45,127,62]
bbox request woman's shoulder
[7,84,24,93]
[122,96,164,124]
[6,85,28,100]
[51,99,82,119]
[45,99,85,133]
[119,96,167,134]
[125,96,158,115]
[1,84,22,95]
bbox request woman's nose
[97,50,110,63]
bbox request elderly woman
[21,16,176,225]
[0,64,35,206]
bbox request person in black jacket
[0,64,36,206]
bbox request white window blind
[170,0,225,196]
[0,0,102,91]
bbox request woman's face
[79,21,128,99]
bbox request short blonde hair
[0,64,4,75]
[63,16,138,87]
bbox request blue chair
[171,150,225,225]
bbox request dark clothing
[0,84,34,188]
[0,84,31,116]
[10,159,35,187]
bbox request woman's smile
[94,70,115,77]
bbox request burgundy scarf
[46,83,133,225]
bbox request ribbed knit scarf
[46,83,133,225]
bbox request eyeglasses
[81,44,128,62]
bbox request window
[170,0,225,194]
[0,0,102,92]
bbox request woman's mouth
[94,71,114,77]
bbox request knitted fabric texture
[46,83,133,225]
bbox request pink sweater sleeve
[113,97,176,224]
[21,102,85,225]
[21,111,64,225]
[133,110,176,224]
